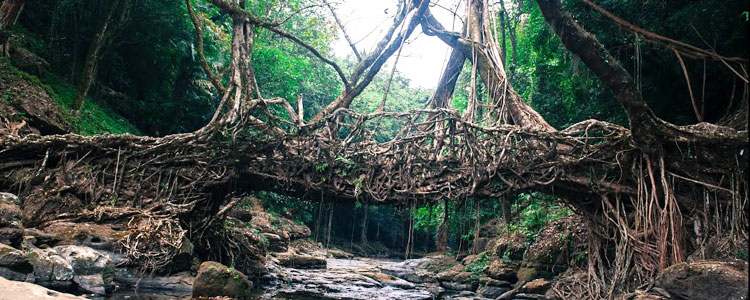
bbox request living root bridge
[1,108,638,208]
[1,0,748,297]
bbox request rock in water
[0,276,85,300]
[53,245,115,295]
[193,261,254,299]
[655,260,748,300]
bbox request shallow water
[103,258,440,300]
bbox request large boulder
[53,245,115,295]
[25,246,74,290]
[0,276,84,300]
[113,269,193,293]
[522,278,552,294]
[192,261,254,299]
[272,238,327,269]
[0,243,33,281]
[436,264,477,291]
[263,233,288,252]
[655,260,748,300]
[482,259,518,282]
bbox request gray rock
[53,245,115,295]
[0,244,32,274]
[0,266,30,281]
[192,261,253,299]
[0,193,21,206]
[26,246,74,290]
[113,269,193,292]
[440,281,476,291]
[477,285,509,298]
[380,257,437,283]
[0,275,85,299]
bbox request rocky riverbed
[1,191,748,300]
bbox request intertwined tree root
[1,106,746,292]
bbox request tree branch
[186,0,226,95]
[204,0,350,89]
[535,0,747,147]
[323,0,361,61]
[310,0,430,123]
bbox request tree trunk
[430,47,466,109]
[405,202,414,259]
[0,0,26,56]
[360,203,368,244]
[424,203,432,254]
[472,199,481,254]
[436,199,450,254]
[74,0,121,111]
[314,198,324,242]
[326,202,333,248]
[502,194,513,225]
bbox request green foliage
[44,75,140,135]
[254,191,314,225]
[6,62,138,135]
[514,192,571,241]
[464,253,490,274]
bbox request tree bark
[74,0,122,111]
[0,0,26,56]
[310,0,430,123]
[424,203,432,254]
[472,199,481,254]
[422,6,554,131]
[436,199,450,254]
[430,47,466,109]
[502,194,513,225]
[360,203,368,244]
[326,202,333,248]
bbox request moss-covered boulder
[192,261,254,299]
